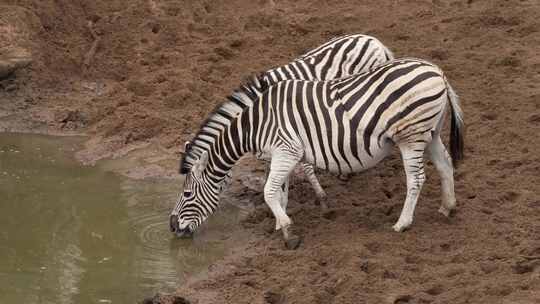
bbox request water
[0,133,243,303]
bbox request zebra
[264,34,394,83]
[170,58,464,249]
[214,33,394,207]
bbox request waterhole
[0,133,245,303]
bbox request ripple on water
[0,133,246,304]
[132,213,172,252]
[126,206,180,292]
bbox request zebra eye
[183,190,193,198]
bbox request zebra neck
[204,115,251,182]
[207,98,277,180]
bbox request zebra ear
[193,151,209,177]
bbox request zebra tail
[446,81,464,167]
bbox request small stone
[528,114,540,123]
[151,23,161,33]
[5,83,17,91]
[140,298,153,304]
[425,284,444,296]
[360,261,370,273]
[479,262,498,274]
[264,290,285,304]
[512,260,536,274]
[214,46,235,59]
[393,294,413,304]
[0,57,32,79]
[229,38,244,48]
[140,294,191,304]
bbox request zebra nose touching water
[170,57,464,249]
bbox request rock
[264,290,286,304]
[495,56,521,67]
[322,208,346,221]
[0,57,32,79]
[393,294,413,304]
[214,46,235,59]
[54,109,88,128]
[512,260,537,274]
[425,284,444,296]
[141,298,154,304]
[5,83,17,91]
[139,293,191,304]
[528,114,540,124]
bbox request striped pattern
[264,34,393,84]
[170,58,464,238]
[222,34,393,202]
[247,59,454,173]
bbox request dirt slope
[1,0,540,303]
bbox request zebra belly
[301,136,393,174]
[355,139,394,171]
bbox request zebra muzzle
[169,214,194,238]
[169,214,179,232]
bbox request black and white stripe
[229,34,393,202]
[171,58,464,244]
[265,34,393,83]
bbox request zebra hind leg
[393,142,428,232]
[428,135,456,217]
[301,163,328,210]
[265,147,304,249]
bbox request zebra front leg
[393,144,427,232]
[428,135,456,217]
[280,177,289,210]
[264,147,303,249]
[301,163,328,210]
[267,161,291,212]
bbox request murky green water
[0,133,242,304]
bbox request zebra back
[265,34,394,84]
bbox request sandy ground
[1,0,540,303]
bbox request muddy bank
[1,0,540,303]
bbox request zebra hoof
[322,209,338,220]
[337,173,351,182]
[315,195,329,210]
[392,220,412,232]
[284,235,302,250]
[438,206,455,218]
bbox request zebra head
[170,148,221,238]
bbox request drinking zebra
[218,34,394,206]
[170,58,464,249]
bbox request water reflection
[57,244,86,304]
[0,133,241,303]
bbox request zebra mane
[179,73,269,174]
